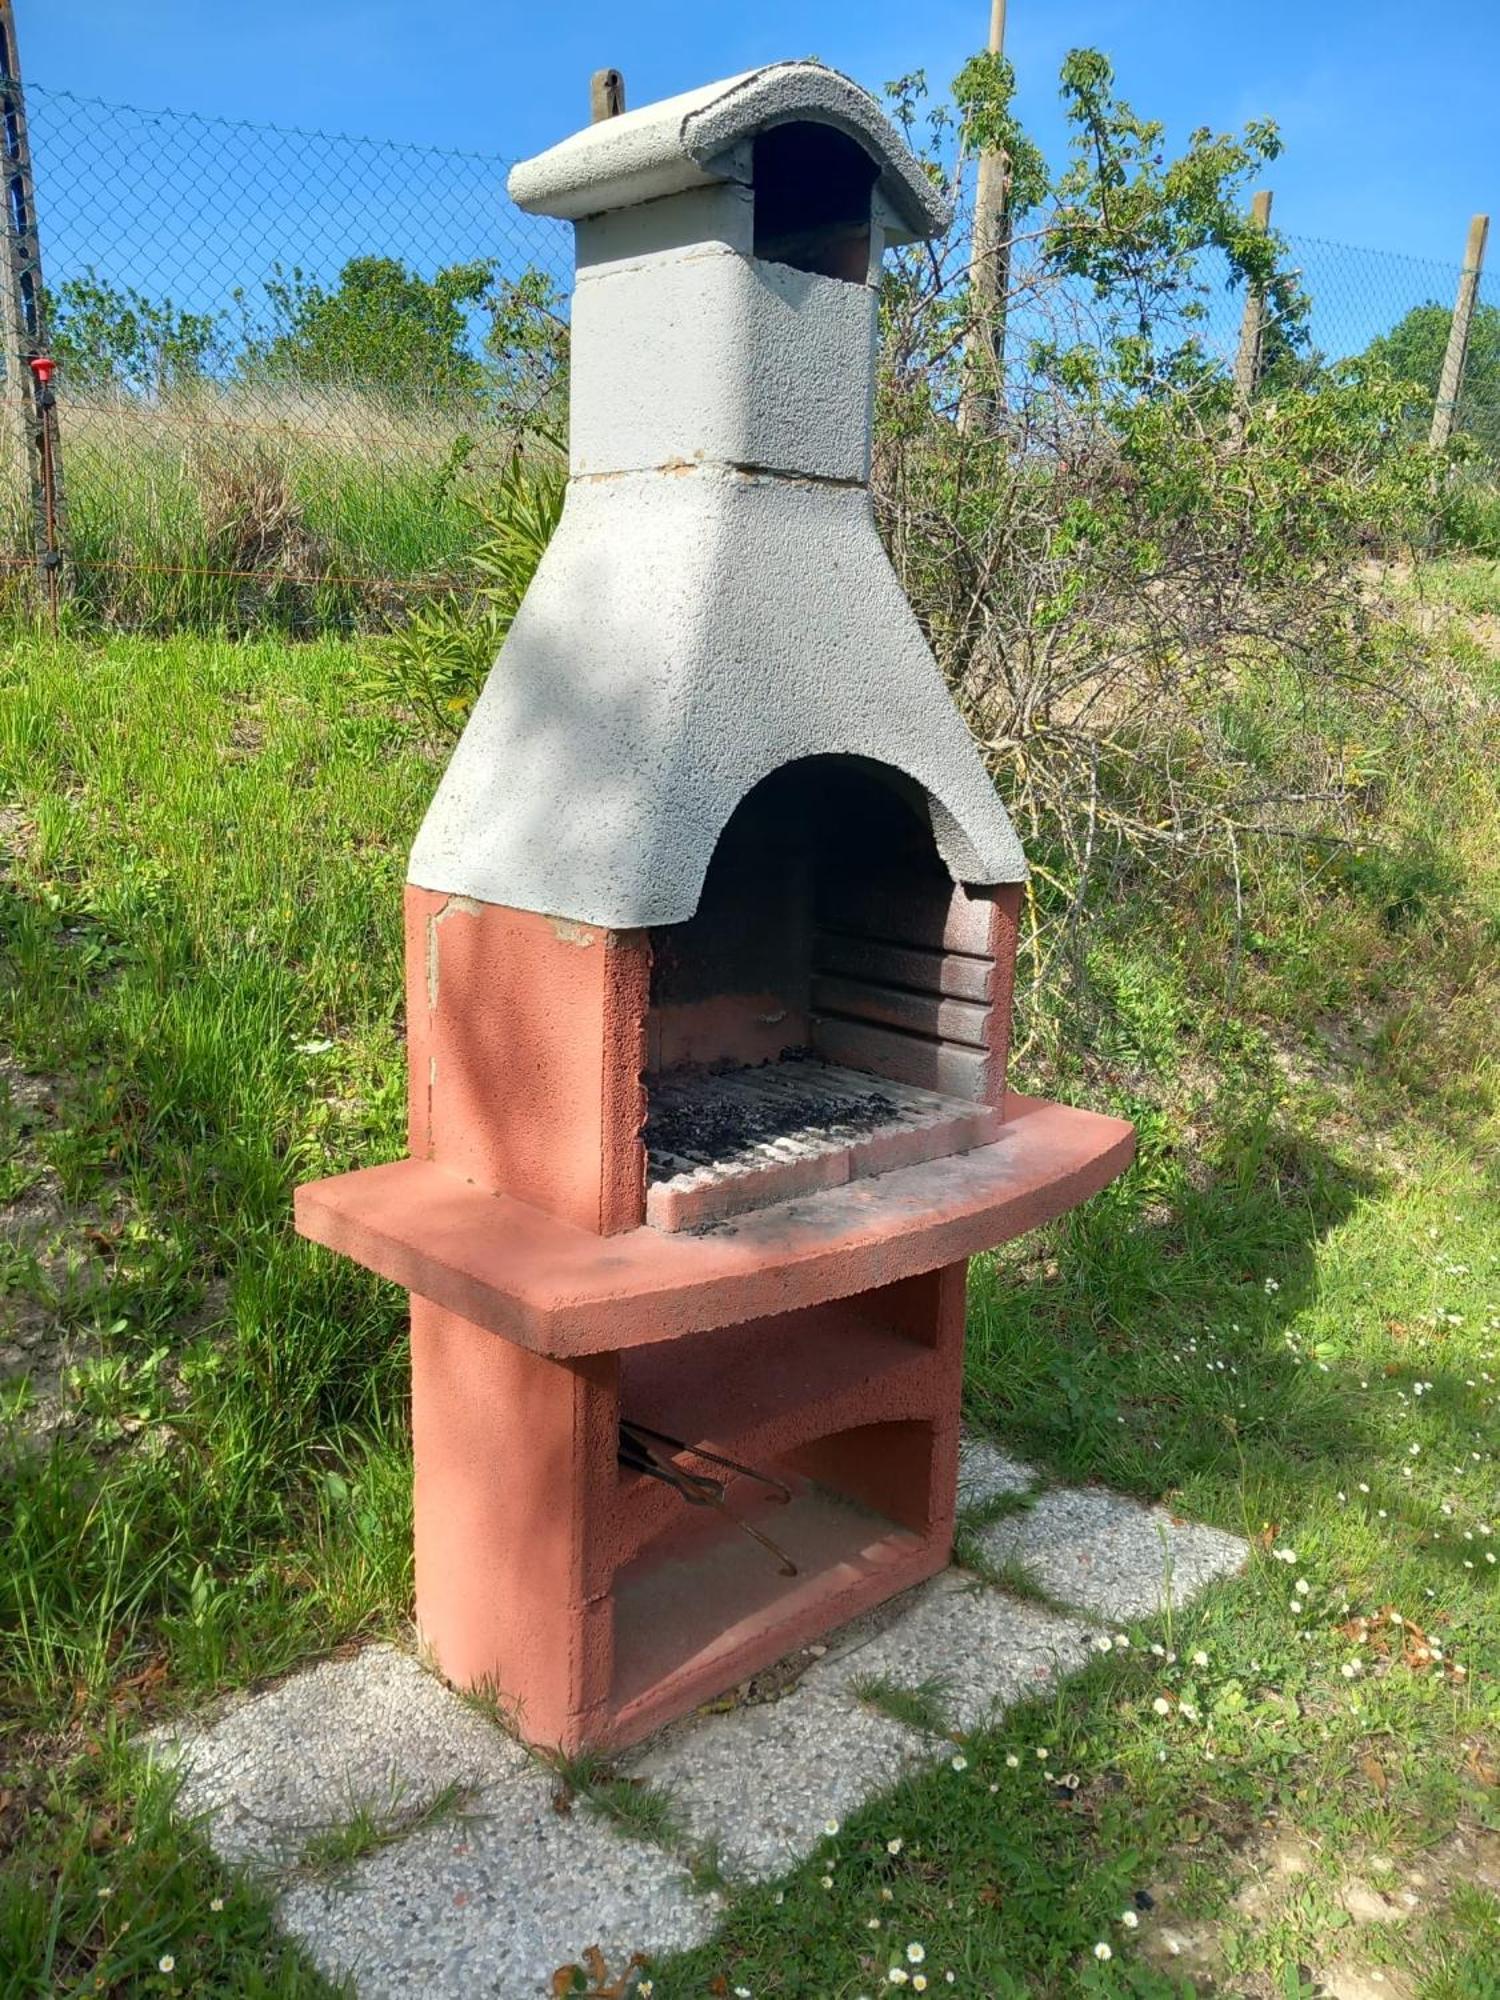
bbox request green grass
[1438,478,1500,561]
[0,594,1497,1996]
[0,633,423,1993]
[295,1781,471,1877]
[545,1752,687,1850]
[2,390,494,638]
[847,1672,955,1737]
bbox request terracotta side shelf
[296,1093,1135,1358]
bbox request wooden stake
[958,0,1009,435]
[1429,212,1489,451]
[1232,188,1274,412]
[590,69,626,123]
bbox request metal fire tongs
[618,1420,799,1577]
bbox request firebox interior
[752,120,878,280]
[648,757,943,1070]
[643,758,1011,1229]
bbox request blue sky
[18,0,1497,370]
[25,0,1496,263]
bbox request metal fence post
[1429,212,1489,451]
[0,0,65,612]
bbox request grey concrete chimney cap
[507,60,952,243]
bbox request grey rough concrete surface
[408,471,1026,925]
[972,1487,1247,1623]
[631,1680,925,1882]
[410,58,1024,926]
[825,1573,1095,1733]
[277,1768,717,2000]
[570,247,877,482]
[956,1432,1038,1511]
[148,1644,528,1872]
[153,1467,1251,1988]
[509,60,950,241]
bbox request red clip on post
[28,355,55,384]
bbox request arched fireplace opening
[751,119,878,281]
[643,756,1018,1229]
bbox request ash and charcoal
[645,1052,899,1171]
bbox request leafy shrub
[875,48,1446,1043]
[1437,476,1500,557]
[363,453,565,731]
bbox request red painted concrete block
[410,1295,618,1745]
[404,888,649,1235]
[295,1094,1135,1358]
[409,1269,973,1751]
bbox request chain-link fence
[1281,232,1494,445]
[3,79,1493,635]
[8,83,571,632]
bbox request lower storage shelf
[609,1477,937,1742]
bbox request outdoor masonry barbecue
[294,60,1135,1753]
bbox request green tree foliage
[1361,299,1500,454]
[483,266,570,448]
[1043,48,1305,384]
[247,255,496,403]
[875,47,1438,999]
[48,270,221,396]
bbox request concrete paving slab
[631,1680,926,1882]
[277,1767,718,2000]
[956,1432,1038,1511]
[148,1643,527,1872]
[147,1478,1252,1991]
[972,1487,1247,1623]
[826,1572,1096,1732]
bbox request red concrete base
[407,1265,967,1752]
[299,1094,1135,1753]
[610,1484,944,1745]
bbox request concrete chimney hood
[407,58,1027,930]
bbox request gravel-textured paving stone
[148,1644,528,1872]
[956,1432,1038,1511]
[277,1767,718,2000]
[826,1572,1096,1732]
[147,1481,1251,1989]
[631,1680,927,1882]
[972,1487,1247,1623]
